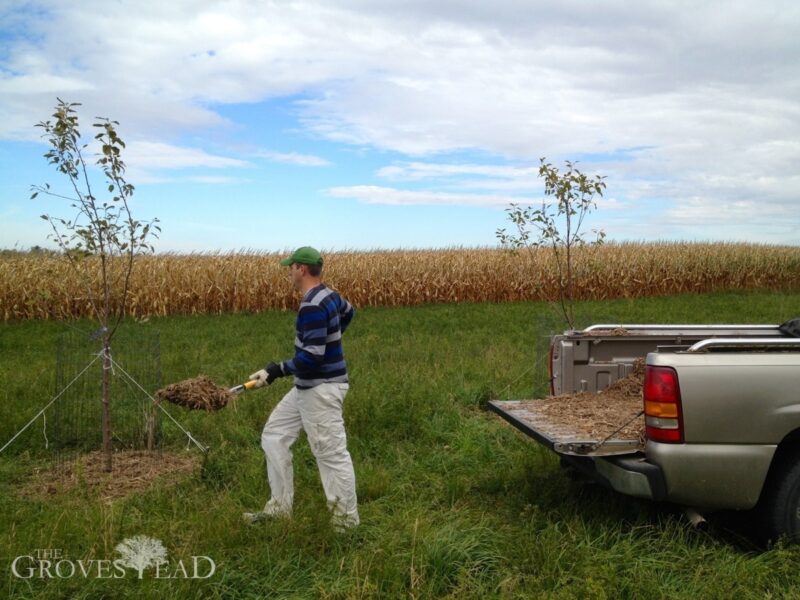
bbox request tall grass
[3,291,800,597]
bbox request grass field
[2,289,800,598]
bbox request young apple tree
[30,98,160,472]
[496,157,606,330]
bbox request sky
[0,0,798,252]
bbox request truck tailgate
[488,399,644,457]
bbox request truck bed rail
[686,338,800,352]
[581,324,781,334]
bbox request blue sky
[1,1,798,252]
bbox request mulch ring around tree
[18,449,202,502]
[155,375,235,411]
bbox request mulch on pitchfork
[155,375,235,411]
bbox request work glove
[249,362,286,388]
[266,361,286,384]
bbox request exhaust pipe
[685,507,707,530]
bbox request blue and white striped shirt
[281,283,354,389]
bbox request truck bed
[487,321,800,514]
[490,323,795,458]
[488,399,644,456]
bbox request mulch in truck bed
[155,375,235,411]
[517,358,646,443]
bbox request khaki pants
[260,381,359,529]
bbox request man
[243,246,360,531]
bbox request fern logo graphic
[114,535,169,579]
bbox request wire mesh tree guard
[0,326,209,492]
[51,328,161,472]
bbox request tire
[754,447,800,545]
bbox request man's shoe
[242,511,268,525]
[331,513,360,533]
[242,500,291,525]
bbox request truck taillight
[643,365,683,443]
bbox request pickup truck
[488,322,800,543]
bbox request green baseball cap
[280,246,323,267]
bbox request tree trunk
[147,397,158,451]
[101,337,113,472]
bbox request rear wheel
[754,448,800,545]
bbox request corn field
[2,242,799,321]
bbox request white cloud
[182,175,249,184]
[369,159,623,209]
[124,141,248,170]
[376,162,536,180]
[331,183,622,210]
[115,141,249,184]
[328,184,540,207]
[1,0,799,241]
[0,73,93,95]
[256,150,331,166]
